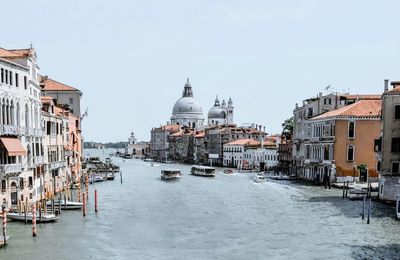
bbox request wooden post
[342,181,345,199]
[94,189,98,213]
[51,198,55,215]
[345,181,349,198]
[64,193,67,210]
[2,205,6,246]
[82,192,86,217]
[396,195,400,219]
[85,175,89,201]
[58,199,61,215]
[362,195,366,220]
[367,198,371,224]
[120,171,123,184]
[39,201,42,223]
[24,198,28,224]
[32,203,37,237]
[78,179,81,203]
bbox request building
[278,140,293,175]
[0,47,44,209]
[168,127,195,163]
[207,96,234,126]
[150,124,180,161]
[292,91,381,179]
[303,99,381,184]
[377,80,400,201]
[125,132,149,158]
[223,139,261,168]
[40,76,83,117]
[170,78,204,129]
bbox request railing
[34,128,43,136]
[0,163,22,174]
[46,161,67,170]
[1,125,20,135]
[32,156,44,165]
[25,127,34,136]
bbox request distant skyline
[2,0,400,142]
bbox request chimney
[302,100,306,106]
[259,125,262,131]
[384,79,389,92]
[295,103,298,109]
[319,92,322,98]
[391,81,400,89]
[263,126,266,132]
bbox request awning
[0,137,26,156]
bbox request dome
[172,97,203,115]
[208,106,226,119]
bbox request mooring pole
[2,205,6,245]
[367,198,371,224]
[120,171,123,184]
[83,192,86,218]
[94,189,98,213]
[342,181,345,199]
[396,195,400,219]
[362,195,366,220]
[32,203,37,237]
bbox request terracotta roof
[311,100,381,120]
[225,139,261,146]
[41,96,54,104]
[385,86,400,94]
[342,94,381,100]
[41,78,79,91]
[195,132,205,138]
[170,130,183,137]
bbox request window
[0,68,3,83]
[9,71,12,85]
[24,76,27,89]
[20,178,24,189]
[348,122,355,139]
[347,145,354,161]
[5,70,8,84]
[28,176,33,187]
[1,180,5,192]
[69,97,73,105]
[377,161,381,172]
[324,146,330,160]
[391,138,400,152]
[15,73,19,87]
[392,162,399,174]
[307,108,313,118]
[395,105,400,119]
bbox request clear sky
[2,1,400,142]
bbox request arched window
[16,102,20,126]
[25,104,29,128]
[5,99,9,125]
[347,145,354,161]
[192,122,196,129]
[348,122,355,139]
[10,100,14,126]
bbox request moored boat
[46,200,83,210]
[224,169,234,174]
[254,173,267,183]
[348,185,367,200]
[7,212,59,223]
[191,166,216,177]
[106,172,115,180]
[161,169,182,181]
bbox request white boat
[90,174,106,183]
[7,212,59,223]
[106,172,115,180]
[191,166,216,177]
[349,185,367,200]
[254,173,267,183]
[46,200,83,210]
[161,169,182,181]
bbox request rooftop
[225,139,261,146]
[311,100,381,120]
[41,77,80,92]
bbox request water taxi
[161,169,182,181]
[46,200,83,210]
[191,166,216,177]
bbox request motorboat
[254,173,267,183]
[90,173,106,184]
[224,169,234,174]
[106,172,115,180]
[161,169,182,181]
[348,185,367,200]
[46,200,83,210]
[7,212,59,223]
[191,166,216,177]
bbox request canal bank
[1,149,400,259]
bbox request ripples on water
[1,149,400,260]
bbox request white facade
[244,148,279,169]
[223,144,245,168]
[0,48,44,209]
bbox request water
[1,149,400,259]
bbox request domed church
[208,96,234,126]
[171,78,205,129]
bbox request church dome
[208,96,226,119]
[173,97,203,114]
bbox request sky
[2,0,400,142]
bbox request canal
[1,149,400,259]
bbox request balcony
[34,128,43,136]
[25,127,34,136]
[46,161,67,170]
[0,163,22,175]
[32,156,44,165]
[1,125,20,136]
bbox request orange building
[303,100,381,183]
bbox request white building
[170,78,205,129]
[207,96,234,126]
[0,47,44,209]
[223,139,261,168]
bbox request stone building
[170,78,204,129]
[292,92,381,178]
[303,99,381,184]
[223,139,261,168]
[278,140,293,175]
[377,80,400,201]
[168,127,195,163]
[0,47,44,209]
[150,124,180,161]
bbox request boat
[224,169,234,174]
[348,185,367,200]
[144,158,154,162]
[90,173,107,183]
[7,212,59,223]
[161,169,182,181]
[254,173,267,183]
[191,166,216,177]
[46,200,83,210]
[106,172,115,180]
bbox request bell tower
[227,98,234,124]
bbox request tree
[281,117,294,140]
